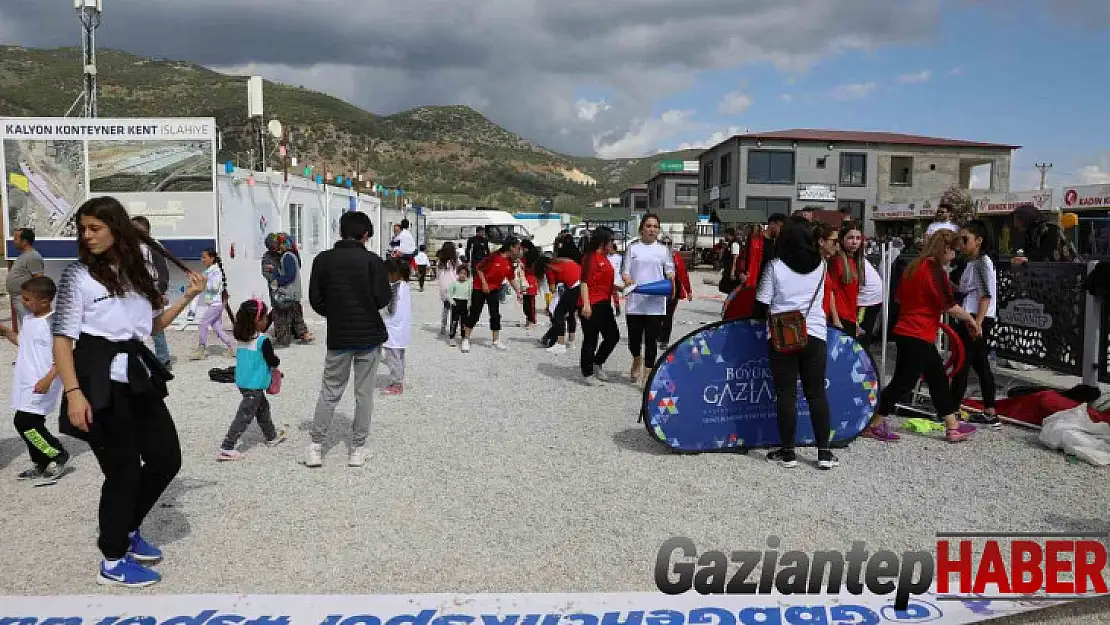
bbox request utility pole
[75,0,103,118]
[1035,163,1053,190]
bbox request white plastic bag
[1039,403,1110,466]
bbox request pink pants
[198,303,232,348]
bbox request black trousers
[876,334,956,418]
[221,389,276,450]
[579,301,620,377]
[86,383,182,560]
[951,319,997,409]
[551,285,580,338]
[626,314,664,367]
[14,410,70,470]
[466,289,502,333]
[416,266,427,290]
[858,305,881,348]
[523,295,537,325]
[450,298,469,338]
[659,298,679,345]
[768,338,832,450]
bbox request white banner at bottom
[0,591,1086,625]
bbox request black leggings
[768,337,831,450]
[551,285,580,338]
[626,314,664,366]
[858,305,881,348]
[523,294,537,325]
[450,299,469,338]
[876,334,956,418]
[466,289,502,333]
[580,300,620,377]
[86,383,182,560]
[659,298,679,345]
[951,319,996,409]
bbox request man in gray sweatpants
[305,211,393,467]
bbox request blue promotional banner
[643,320,878,451]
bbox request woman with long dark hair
[578,227,621,384]
[460,237,523,353]
[52,197,205,587]
[622,213,674,387]
[826,221,865,338]
[535,243,582,352]
[754,216,837,469]
[866,229,981,443]
[951,219,1000,429]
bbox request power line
[1035,163,1053,190]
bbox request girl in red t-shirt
[460,238,523,353]
[578,227,621,384]
[535,250,582,354]
[866,230,981,443]
[826,222,865,338]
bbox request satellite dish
[267,119,284,139]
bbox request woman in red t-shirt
[866,229,981,443]
[460,238,523,353]
[535,249,582,354]
[578,227,621,384]
[826,222,865,338]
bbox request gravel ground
[0,270,1107,623]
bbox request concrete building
[646,170,700,210]
[619,184,649,211]
[697,129,1019,233]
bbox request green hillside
[0,45,705,212]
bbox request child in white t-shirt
[414,245,431,292]
[0,276,69,484]
[382,257,413,396]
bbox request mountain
[0,45,702,212]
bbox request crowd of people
[1,194,1032,586]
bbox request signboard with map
[1,117,217,259]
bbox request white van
[424,210,535,259]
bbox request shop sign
[974,189,1054,215]
[914,199,941,218]
[1062,184,1110,209]
[797,183,837,202]
[872,203,915,220]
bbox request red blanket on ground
[964,391,1110,427]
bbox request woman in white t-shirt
[754,216,838,471]
[52,197,205,588]
[951,220,1000,429]
[621,214,675,386]
[856,256,884,349]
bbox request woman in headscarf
[261,233,313,347]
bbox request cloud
[0,0,950,156]
[718,91,753,115]
[576,99,611,122]
[829,82,877,100]
[898,69,933,83]
[592,109,706,159]
[1076,156,1110,184]
[671,126,746,152]
[780,94,794,103]
[949,66,964,75]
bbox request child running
[217,299,288,461]
[1,276,68,483]
[192,248,234,360]
[448,265,471,348]
[414,245,431,292]
[382,257,412,395]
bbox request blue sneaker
[127,532,163,564]
[97,556,161,588]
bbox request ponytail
[202,247,236,325]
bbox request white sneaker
[461,338,471,353]
[348,447,366,467]
[584,375,602,386]
[546,343,567,354]
[448,338,458,347]
[594,367,611,382]
[492,340,509,351]
[304,443,323,468]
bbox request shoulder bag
[767,263,826,354]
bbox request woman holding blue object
[621,213,674,387]
[753,216,837,471]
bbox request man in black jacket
[465,226,490,266]
[304,211,393,468]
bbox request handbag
[267,368,283,395]
[767,264,826,354]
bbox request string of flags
[223,159,404,196]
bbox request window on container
[287,203,303,245]
[634,196,648,210]
[675,183,698,206]
[890,156,913,186]
[747,150,795,185]
[840,153,867,186]
[720,154,731,185]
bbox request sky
[0,0,1107,190]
